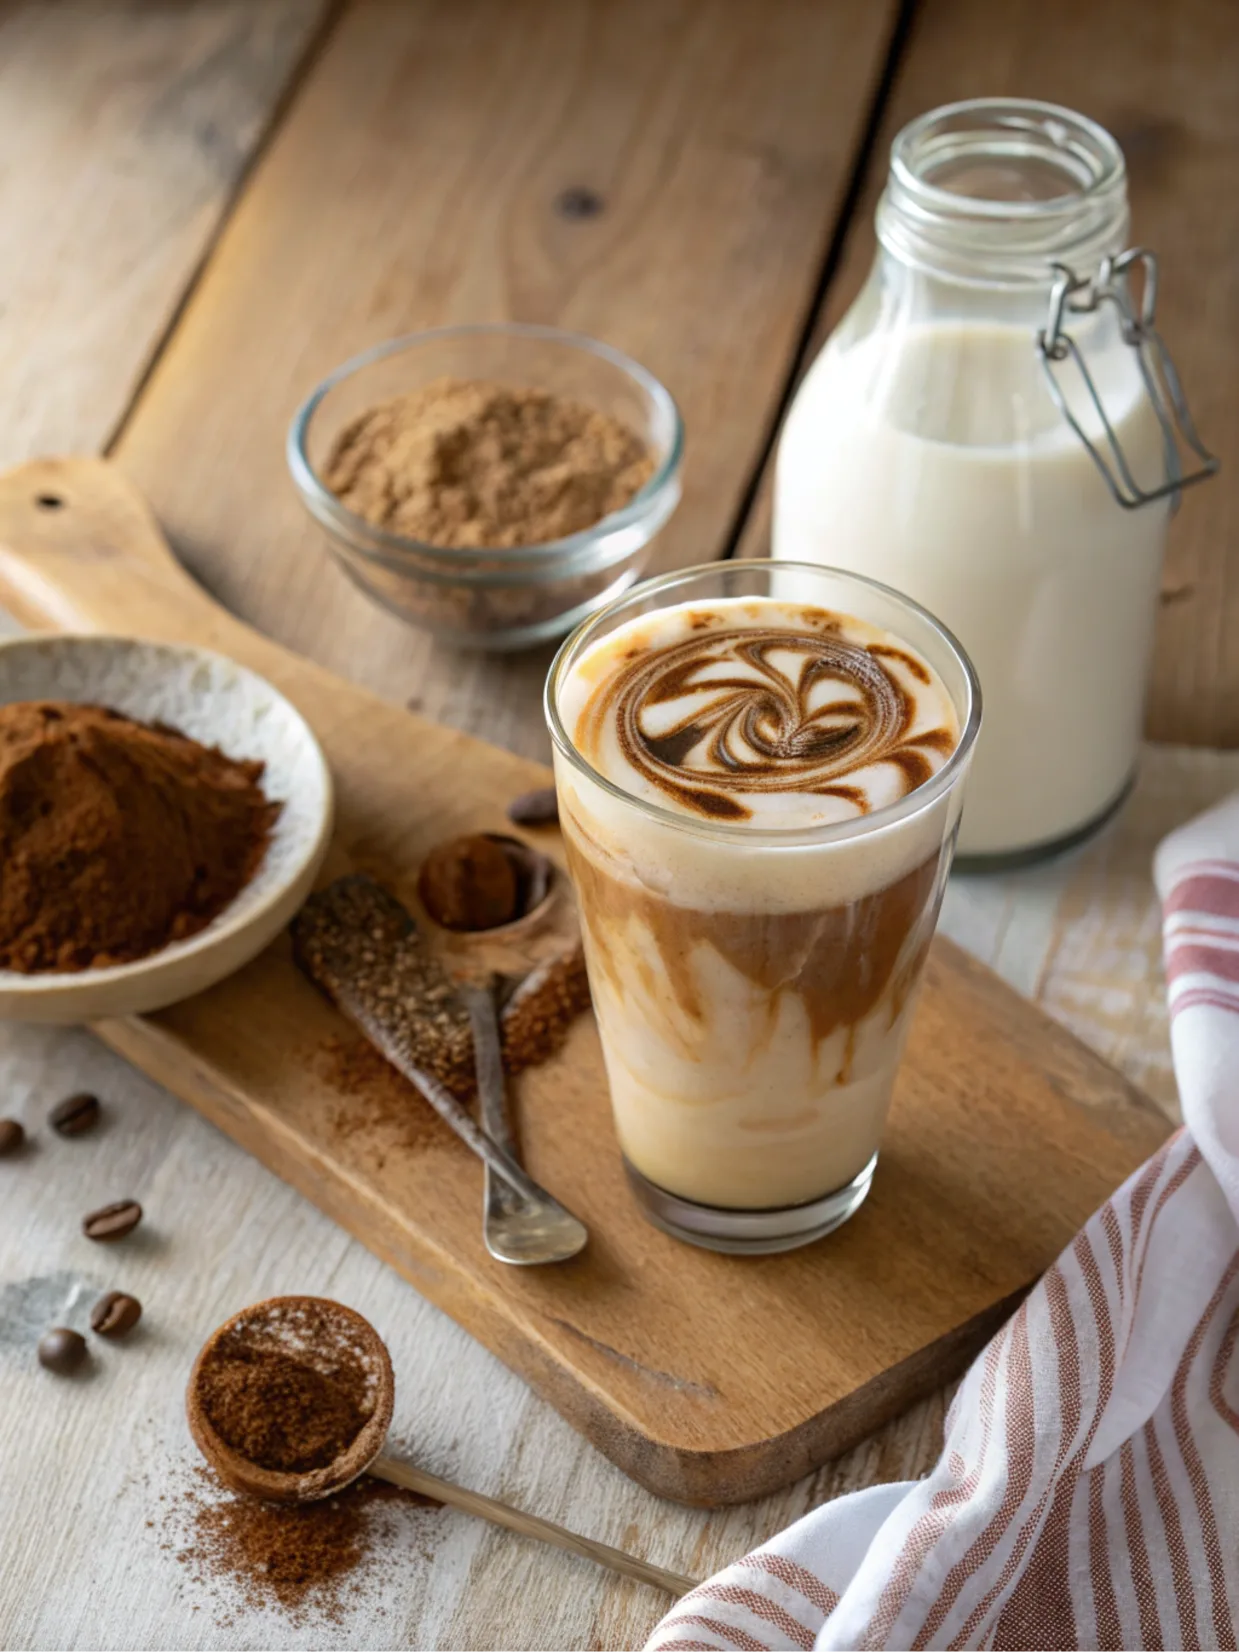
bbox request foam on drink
[561,599,958,828]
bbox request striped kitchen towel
[648,791,1239,1652]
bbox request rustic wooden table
[1,3,1235,1646]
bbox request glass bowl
[287,323,684,652]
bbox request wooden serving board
[0,458,1171,1506]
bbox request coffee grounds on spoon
[172,1296,436,1624]
[195,1298,375,1473]
[197,1341,373,1474]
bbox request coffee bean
[82,1199,142,1241]
[50,1092,101,1136]
[90,1290,142,1338]
[38,1327,87,1374]
[0,1118,25,1156]
[506,787,559,827]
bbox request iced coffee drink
[546,563,979,1252]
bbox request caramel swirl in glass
[572,606,957,824]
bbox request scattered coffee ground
[501,942,592,1073]
[0,1118,25,1156]
[0,702,280,972]
[317,941,590,1159]
[167,1461,437,1627]
[194,1298,378,1475]
[49,1091,101,1136]
[323,377,654,551]
[507,785,559,827]
[294,875,474,1096]
[317,1036,453,1160]
[91,1290,142,1338]
[38,1326,87,1373]
[82,1198,143,1242]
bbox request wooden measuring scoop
[187,1296,694,1596]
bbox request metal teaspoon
[345,992,587,1266]
[458,979,573,1265]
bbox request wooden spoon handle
[370,1453,696,1598]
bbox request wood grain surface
[1,718,1226,1649]
[1,0,1236,1643]
[0,457,1170,1507]
[112,0,899,756]
[0,0,329,468]
[734,0,1239,751]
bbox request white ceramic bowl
[0,635,333,1023]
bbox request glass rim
[544,560,982,850]
[286,321,686,569]
[889,97,1126,221]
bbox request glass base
[623,1154,877,1255]
[952,770,1135,874]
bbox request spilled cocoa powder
[317,1034,454,1160]
[167,1462,436,1626]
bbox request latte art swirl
[584,622,956,822]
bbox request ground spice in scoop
[195,1301,375,1474]
[0,701,279,972]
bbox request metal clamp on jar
[773,98,1217,865]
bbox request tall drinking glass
[545,562,980,1254]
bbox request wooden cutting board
[0,457,1170,1506]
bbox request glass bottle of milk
[774,99,1216,864]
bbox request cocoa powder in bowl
[187,1297,394,1503]
[0,701,279,973]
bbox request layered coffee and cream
[553,595,967,1216]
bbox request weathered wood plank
[734,0,1239,751]
[0,0,330,468]
[114,0,900,758]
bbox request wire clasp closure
[1037,248,1218,511]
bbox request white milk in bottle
[773,100,1215,861]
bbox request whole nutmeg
[418,835,519,932]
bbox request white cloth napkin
[648,792,1239,1652]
